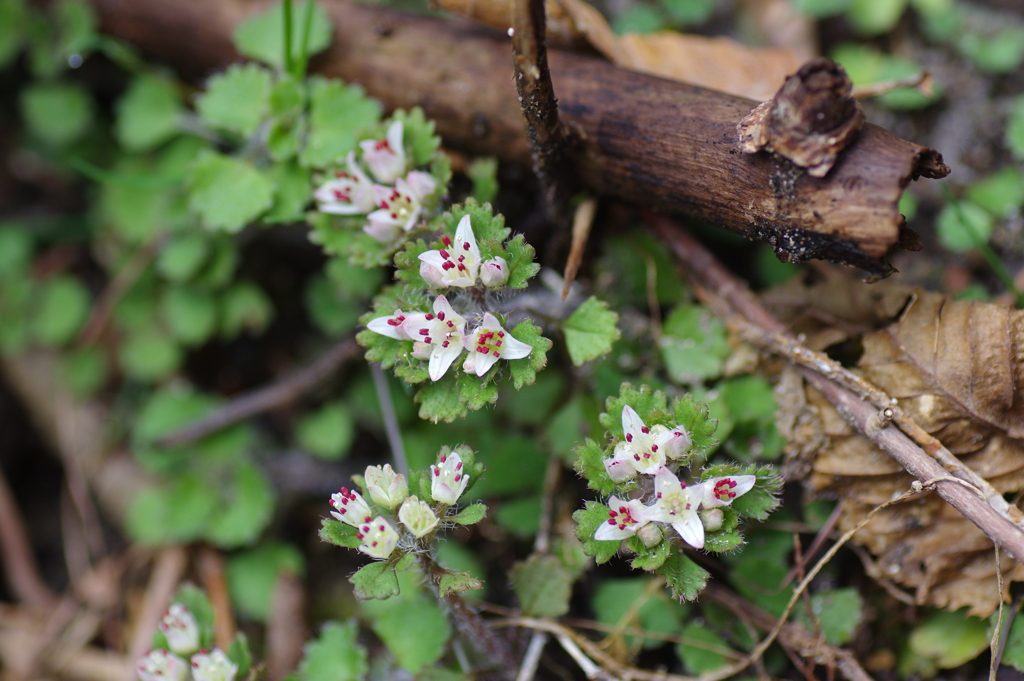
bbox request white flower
[401,296,467,381]
[360,120,407,184]
[137,649,188,681]
[603,446,638,483]
[418,215,481,288]
[364,172,436,243]
[593,495,655,542]
[430,451,469,505]
[366,309,414,341]
[189,649,237,681]
[647,467,705,549]
[461,313,533,377]
[357,516,400,559]
[158,604,200,656]
[398,496,439,538]
[614,405,691,476]
[313,152,376,214]
[480,256,509,287]
[329,487,373,528]
[698,475,757,509]
[365,464,408,510]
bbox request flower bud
[636,523,664,548]
[365,464,408,510]
[158,603,200,656]
[398,496,439,538]
[430,452,469,505]
[137,650,189,681]
[480,256,509,287]
[190,649,238,681]
[700,508,725,532]
[357,517,400,560]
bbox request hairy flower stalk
[329,487,373,528]
[418,214,482,288]
[462,313,533,377]
[431,451,469,505]
[357,517,400,559]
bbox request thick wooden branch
[88,0,948,275]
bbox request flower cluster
[595,406,755,551]
[365,215,533,382]
[137,606,238,681]
[313,120,440,244]
[327,455,475,561]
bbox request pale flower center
[473,328,506,358]
[656,487,692,518]
[413,311,462,349]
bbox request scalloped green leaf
[563,296,620,366]
[659,304,729,384]
[628,535,670,571]
[573,501,620,565]
[187,150,274,232]
[457,372,499,412]
[671,393,719,461]
[447,503,487,525]
[600,383,669,434]
[504,234,540,290]
[657,547,709,601]
[511,555,572,617]
[350,561,400,600]
[573,438,616,495]
[508,319,551,390]
[390,108,440,167]
[320,518,362,549]
[437,569,484,597]
[298,621,368,681]
[233,0,333,70]
[195,63,272,137]
[116,75,183,151]
[416,373,468,423]
[301,77,381,168]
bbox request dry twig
[0,464,58,609]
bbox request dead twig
[197,546,236,651]
[156,338,360,448]
[0,464,58,609]
[652,215,1024,564]
[511,0,574,224]
[123,546,187,681]
[562,197,597,300]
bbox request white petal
[405,171,438,200]
[469,350,500,376]
[386,120,404,153]
[499,333,533,360]
[428,343,463,381]
[672,514,705,549]
[367,315,408,340]
[594,522,632,542]
[621,405,645,442]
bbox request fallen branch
[652,215,1024,564]
[87,0,949,276]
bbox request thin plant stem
[282,0,294,77]
[297,0,316,78]
[940,184,1024,308]
[371,363,408,477]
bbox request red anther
[441,341,449,347]
[634,454,640,461]
[424,337,432,343]
[651,445,658,452]
[477,347,487,354]
[433,468,440,476]
[371,541,378,547]
[607,518,616,525]
[419,329,429,335]
[495,340,502,347]
[641,426,650,434]
[442,235,452,246]
[440,249,449,259]
[463,242,470,251]
[626,434,633,442]
[492,351,499,357]
[379,201,387,209]
[498,331,505,337]
[390,213,397,219]
[437,312,445,320]
[454,473,461,481]
[425,313,434,320]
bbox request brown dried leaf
[769,277,1024,616]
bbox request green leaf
[1006,95,1024,162]
[226,542,305,621]
[350,561,400,600]
[493,496,541,538]
[220,281,274,337]
[233,0,333,70]
[31,275,89,347]
[508,319,552,390]
[573,438,616,495]
[660,0,715,25]
[125,473,219,545]
[511,555,572,617]
[573,501,621,565]
[158,232,211,282]
[677,623,732,675]
[592,578,683,649]
[717,465,781,521]
[116,75,183,151]
[415,374,470,423]
[365,595,450,672]
[468,157,498,204]
[301,77,382,168]
[436,569,484,597]
[908,609,989,669]
[629,536,670,571]
[227,634,253,680]
[205,462,276,548]
[298,621,368,681]
[671,393,719,461]
[563,297,620,366]
[162,285,218,346]
[796,588,863,646]
[20,81,93,146]
[0,224,33,275]
[61,348,107,397]
[967,168,1024,218]
[846,0,907,35]
[187,150,274,232]
[936,201,993,253]
[0,0,28,69]
[390,108,441,167]
[320,518,362,549]
[730,555,791,616]
[264,162,312,223]
[297,401,355,460]
[791,0,853,18]
[657,547,710,602]
[830,43,939,110]
[447,503,487,525]
[659,304,729,384]
[999,609,1024,672]
[957,26,1024,73]
[196,63,272,137]
[306,274,360,337]
[600,383,668,435]
[119,325,184,382]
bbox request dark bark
[88,0,949,276]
